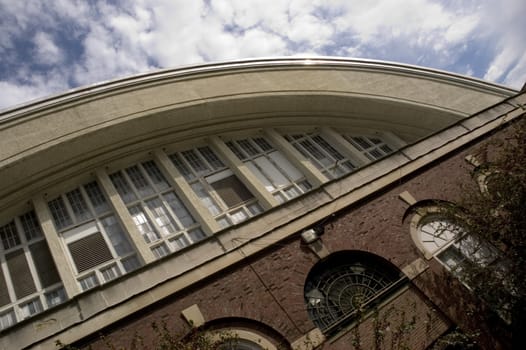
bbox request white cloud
[33,32,64,65]
[1,0,526,110]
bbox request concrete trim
[181,304,205,328]
[3,91,524,350]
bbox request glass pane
[163,192,196,227]
[0,221,21,250]
[122,255,141,272]
[191,183,221,216]
[126,165,155,198]
[142,160,171,191]
[101,215,133,256]
[66,188,93,222]
[146,198,180,236]
[110,172,137,203]
[84,181,110,215]
[128,206,159,243]
[47,197,73,230]
[45,287,67,307]
[169,154,195,180]
[19,211,43,241]
[198,146,225,169]
[182,150,209,176]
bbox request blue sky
[1,0,525,110]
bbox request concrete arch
[0,58,515,215]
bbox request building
[0,58,523,349]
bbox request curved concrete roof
[0,57,517,212]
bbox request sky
[0,0,525,111]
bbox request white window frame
[48,180,140,291]
[284,131,356,179]
[0,210,67,329]
[110,159,206,258]
[225,136,312,204]
[168,146,262,228]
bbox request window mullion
[0,255,16,309]
[320,127,370,165]
[209,136,277,210]
[153,150,221,234]
[264,128,327,186]
[95,169,156,264]
[32,196,80,297]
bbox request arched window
[413,213,498,278]
[304,251,406,335]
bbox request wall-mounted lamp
[301,228,320,244]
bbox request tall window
[304,251,405,335]
[342,134,394,161]
[284,132,356,179]
[225,136,312,204]
[169,146,262,228]
[0,210,66,330]
[47,181,140,291]
[110,160,205,259]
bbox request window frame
[168,145,262,228]
[109,159,206,259]
[0,210,67,330]
[225,136,312,204]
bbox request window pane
[84,181,110,215]
[20,299,43,319]
[182,150,209,175]
[45,287,67,307]
[268,151,304,181]
[19,211,43,241]
[170,234,190,250]
[101,215,133,256]
[66,188,93,222]
[198,146,224,169]
[79,274,99,291]
[48,197,73,230]
[0,221,21,250]
[126,165,155,197]
[101,264,121,282]
[128,206,160,243]
[163,192,196,227]
[142,160,170,191]
[109,172,137,203]
[226,141,246,160]
[151,243,169,259]
[122,255,141,272]
[0,310,16,331]
[191,183,221,216]
[146,198,180,235]
[246,161,275,192]
[169,154,195,180]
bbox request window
[343,134,394,161]
[226,136,312,204]
[416,215,499,276]
[285,132,356,179]
[48,181,140,291]
[110,159,205,258]
[0,210,66,329]
[304,251,405,335]
[169,146,261,228]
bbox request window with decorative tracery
[304,252,405,335]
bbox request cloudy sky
[1,0,525,111]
